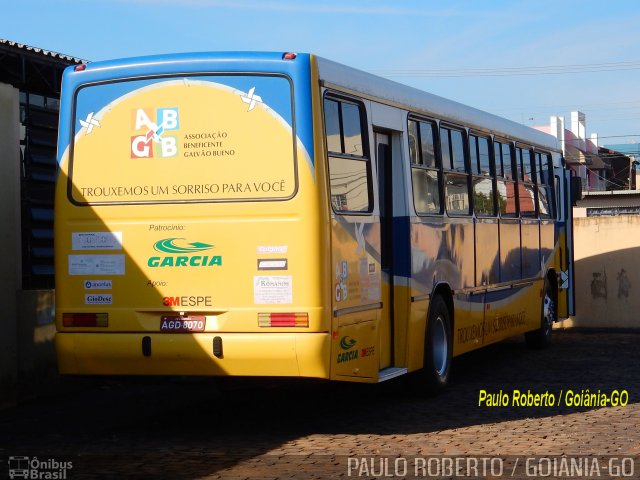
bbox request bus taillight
[63,313,108,327]
[258,312,308,327]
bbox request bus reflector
[74,64,87,72]
[63,313,108,327]
[283,52,297,60]
[258,312,308,327]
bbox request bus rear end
[55,53,330,378]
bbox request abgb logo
[131,107,179,158]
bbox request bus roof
[316,56,560,152]
[62,51,559,152]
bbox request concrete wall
[560,215,640,328]
[0,82,21,407]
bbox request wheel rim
[432,315,448,377]
[542,289,555,336]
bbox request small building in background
[535,111,636,194]
[0,39,84,406]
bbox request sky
[4,0,640,153]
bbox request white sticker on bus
[256,245,288,254]
[84,280,113,290]
[254,276,292,304]
[72,232,123,250]
[69,255,125,275]
[85,294,112,305]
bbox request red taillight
[258,312,308,327]
[74,64,87,72]
[63,313,108,327]
[282,52,297,60]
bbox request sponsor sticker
[72,232,123,250]
[257,245,288,254]
[84,280,113,290]
[69,255,125,275]
[254,275,292,304]
[85,294,112,305]
[257,259,288,270]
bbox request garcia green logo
[148,238,222,267]
[154,238,214,254]
[340,336,357,350]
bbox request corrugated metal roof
[0,38,85,64]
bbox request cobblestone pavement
[1,331,639,479]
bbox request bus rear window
[69,74,296,204]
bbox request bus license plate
[160,316,206,332]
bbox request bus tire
[411,295,452,395]
[525,280,556,348]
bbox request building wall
[0,83,57,407]
[560,216,640,328]
[0,82,21,406]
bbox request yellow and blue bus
[55,52,575,391]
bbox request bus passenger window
[420,123,437,168]
[471,135,495,216]
[409,119,441,214]
[495,141,517,217]
[517,146,537,217]
[537,152,553,218]
[441,126,470,215]
[450,129,466,172]
[325,96,370,213]
[408,120,420,165]
[329,157,369,212]
[324,99,341,153]
[478,137,491,175]
[342,103,364,156]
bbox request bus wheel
[526,280,556,348]
[411,295,452,395]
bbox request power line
[376,60,640,78]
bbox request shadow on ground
[1,331,638,478]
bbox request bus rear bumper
[56,332,331,378]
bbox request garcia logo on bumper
[148,238,222,267]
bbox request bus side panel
[499,220,522,282]
[452,292,485,356]
[328,216,381,381]
[540,220,555,275]
[475,219,500,285]
[482,279,544,346]
[408,217,476,361]
[521,219,541,278]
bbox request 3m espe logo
[131,107,179,158]
[163,296,212,307]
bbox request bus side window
[324,96,371,213]
[409,118,441,214]
[517,146,537,218]
[495,140,518,217]
[441,126,470,215]
[537,152,553,219]
[470,134,496,217]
